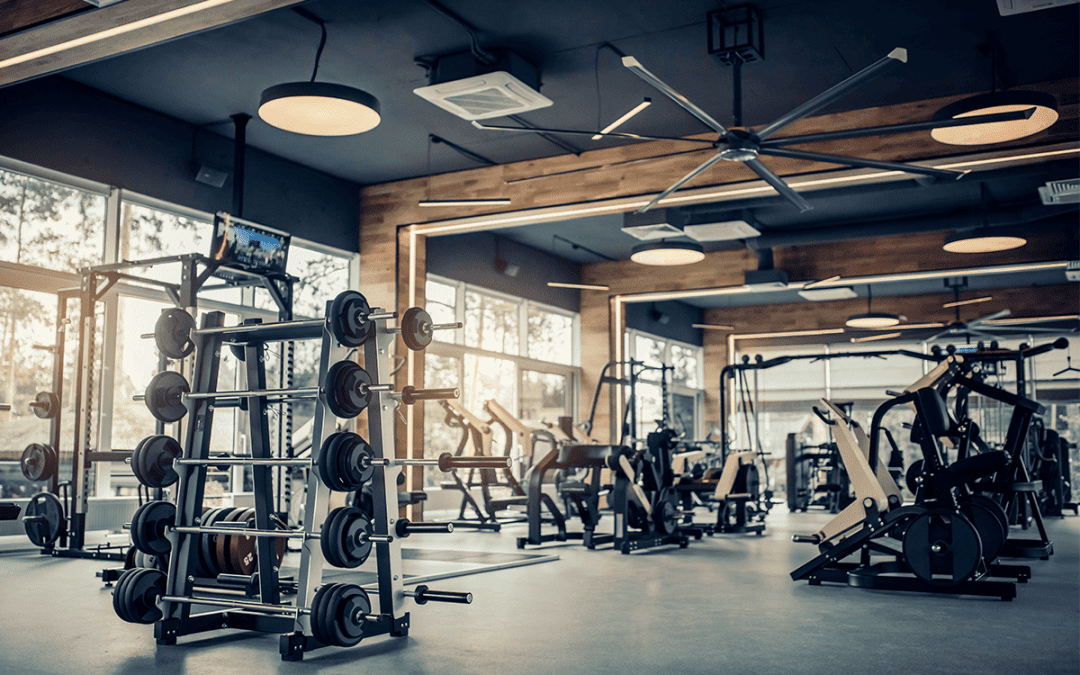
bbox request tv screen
[209,213,291,275]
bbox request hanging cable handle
[811,406,836,426]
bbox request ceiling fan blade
[972,309,1013,324]
[758,147,967,180]
[756,48,907,141]
[469,121,715,145]
[635,152,727,213]
[744,158,813,212]
[760,108,1035,148]
[621,56,728,134]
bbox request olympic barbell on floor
[133,360,459,422]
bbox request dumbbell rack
[150,302,411,660]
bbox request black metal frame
[31,252,295,562]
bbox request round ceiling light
[943,228,1027,254]
[630,241,705,266]
[930,91,1058,146]
[259,82,381,136]
[845,312,902,329]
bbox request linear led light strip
[547,282,610,291]
[942,295,993,308]
[416,147,1078,237]
[0,0,238,70]
[592,99,651,140]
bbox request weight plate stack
[112,568,166,624]
[131,435,181,489]
[318,432,376,492]
[131,501,175,556]
[20,443,58,482]
[143,371,190,423]
[324,361,372,419]
[329,290,373,348]
[321,507,374,569]
[310,583,371,648]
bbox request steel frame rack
[153,301,410,661]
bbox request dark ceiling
[62,0,1079,186]
[40,0,1080,291]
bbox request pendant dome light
[943,183,1027,254]
[258,9,381,136]
[630,240,706,266]
[930,38,1057,146]
[846,285,902,329]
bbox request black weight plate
[20,443,54,482]
[228,344,247,362]
[959,497,1006,565]
[906,459,925,498]
[31,391,59,419]
[333,584,370,647]
[653,487,679,535]
[23,491,63,547]
[902,508,982,587]
[330,291,373,348]
[198,507,226,577]
[112,569,135,623]
[126,568,166,624]
[324,361,371,419]
[340,434,376,490]
[321,507,348,569]
[322,584,349,648]
[144,371,190,423]
[626,500,647,531]
[321,584,346,647]
[132,501,175,555]
[339,511,373,568]
[155,308,196,360]
[968,494,1008,542]
[309,583,333,645]
[124,545,137,570]
[134,435,181,489]
[317,433,347,492]
[400,307,433,351]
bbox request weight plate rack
[119,290,480,661]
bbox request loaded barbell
[134,361,458,423]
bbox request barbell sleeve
[366,453,511,471]
[395,519,454,538]
[395,386,460,405]
[0,403,9,412]
[405,585,472,605]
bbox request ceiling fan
[472,49,1036,214]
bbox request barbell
[134,361,458,423]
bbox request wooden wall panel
[0,0,88,36]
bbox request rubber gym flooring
[0,508,1077,675]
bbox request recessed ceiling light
[630,241,705,266]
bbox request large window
[0,158,357,499]
[624,328,705,441]
[421,275,579,488]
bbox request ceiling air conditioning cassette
[415,51,553,121]
[1038,178,1080,205]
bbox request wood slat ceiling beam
[0,0,303,87]
[362,78,1078,234]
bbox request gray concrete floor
[1,509,1077,675]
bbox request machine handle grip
[811,406,836,426]
[792,534,820,544]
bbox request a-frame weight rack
[131,292,480,661]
